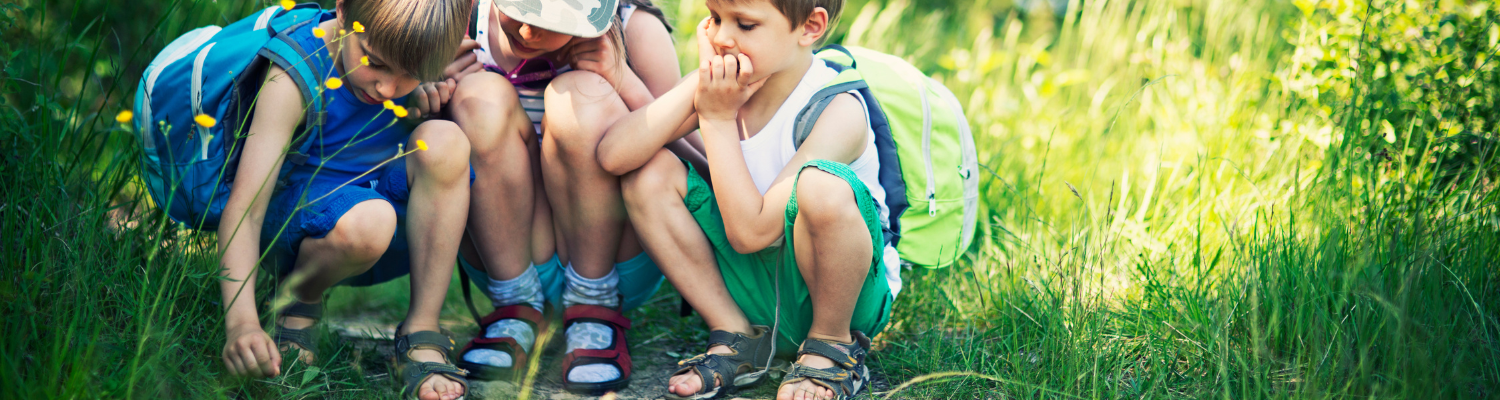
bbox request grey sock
[562,263,622,383]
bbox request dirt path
[326,315,891,400]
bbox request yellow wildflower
[415,139,429,151]
[352,21,365,33]
[194,114,217,128]
[392,107,409,118]
[325,77,343,89]
[115,110,133,124]
[361,56,369,66]
[280,0,295,10]
[383,100,396,110]
[312,27,326,38]
[340,29,347,36]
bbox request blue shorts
[458,253,665,312]
[260,161,472,287]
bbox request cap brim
[492,0,619,39]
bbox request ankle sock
[462,265,543,368]
[562,263,623,383]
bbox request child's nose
[710,27,735,52]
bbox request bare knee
[794,168,863,228]
[410,120,471,182]
[622,150,686,210]
[321,200,398,267]
[453,72,532,156]
[543,71,625,153]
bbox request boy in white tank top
[599,0,893,398]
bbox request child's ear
[798,7,830,47]
[334,0,346,27]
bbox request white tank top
[740,61,903,296]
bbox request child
[210,1,473,399]
[409,0,696,392]
[599,0,898,399]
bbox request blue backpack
[132,4,331,230]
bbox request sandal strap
[478,304,544,330]
[668,325,775,397]
[782,363,862,397]
[279,300,323,320]
[560,304,634,388]
[563,304,631,329]
[273,326,316,351]
[796,333,870,370]
[395,330,458,357]
[397,361,470,397]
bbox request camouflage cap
[492,0,619,38]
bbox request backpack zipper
[192,42,215,160]
[917,76,936,216]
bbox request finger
[265,339,283,375]
[445,52,478,77]
[709,55,725,83]
[440,79,456,105]
[251,340,276,377]
[456,37,480,56]
[223,350,242,376]
[723,54,739,82]
[737,53,754,86]
[425,86,441,116]
[697,17,715,63]
[746,76,769,95]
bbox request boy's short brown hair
[343,0,470,81]
[712,0,844,30]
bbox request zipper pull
[928,191,937,216]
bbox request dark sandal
[560,304,633,394]
[778,331,873,400]
[272,300,322,361]
[392,326,470,399]
[456,304,546,381]
[667,325,775,400]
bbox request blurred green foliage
[1278,0,1498,172]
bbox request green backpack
[792,45,980,267]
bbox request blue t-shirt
[283,11,409,186]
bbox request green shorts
[684,159,893,357]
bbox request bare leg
[778,168,874,400]
[398,120,472,400]
[452,72,548,281]
[622,150,751,396]
[541,71,640,279]
[281,200,397,363]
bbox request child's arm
[596,71,702,175]
[217,65,306,378]
[697,55,869,253]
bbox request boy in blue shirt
[213,1,473,399]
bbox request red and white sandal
[560,304,633,394]
[455,304,546,381]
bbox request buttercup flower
[392,107,409,118]
[313,27,326,38]
[325,77,343,89]
[280,0,294,10]
[361,56,369,66]
[352,21,365,33]
[194,114,217,128]
[115,110,133,124]
[415,139,429,151]
[383,100,396,110]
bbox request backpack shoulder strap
[257,15,330,164]
[791,59,869,150]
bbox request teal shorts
[457,252,665,312]
[684,159,893,356]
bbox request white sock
[462,265,542,368]
[486,264,544,312]
[563,264,622,383]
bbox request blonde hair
[343,0,471,81]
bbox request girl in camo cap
[406,0,698,394]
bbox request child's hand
[412,79,457,118]
[695,53,764,122]
[569,35,630,86]
[443,38,484,84]
[223,322,281,377]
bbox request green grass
[3,0,1497,398]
